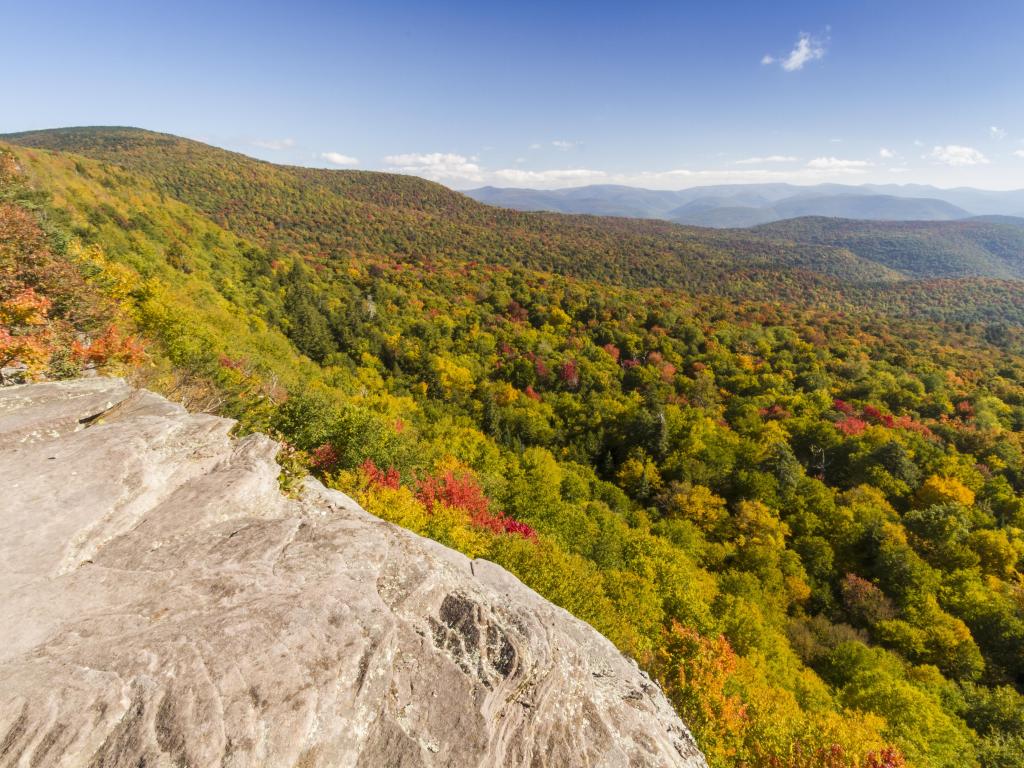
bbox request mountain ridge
[0,127,905,291]
[464,182,1024,226]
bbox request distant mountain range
[465,183,1024,227]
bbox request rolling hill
[9,127,1024,328]
[754,216,1024,279]
[0,127,900,292]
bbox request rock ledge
[0,379,706,767]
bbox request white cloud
[529,143,542,150]
[929,145,989,166]
[806,157,870,171]
[734,155,798,164]
[616,163,878,187]
[383,152,484,183]
[377,154,907,190]
[321,152,359,166]
[492,168,607,186]
[551,140,577,150]
[468,163,893,190]
[990,126,1008,140]
[1013,150,1024,158]
[879,147,896,159]
[763,32,827,72]
[374,141,1012,190]
[251,138,295,150]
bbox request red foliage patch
[865,747,907,768]
[501,518,538,539]
[417,471,491,517]
[310,443,340,472]
[73,325,145,366]
[361,458,400,489]
[833,398,854,415]
[416,470,536,540]
[861,404,894,427]
[833,399,933,438]
[835,416,868,436]
[558,359,580,388]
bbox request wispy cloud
[929,145,988,166]
[762,32,827,72]
[551,140,577,150]
[384,152,483,182]
[321,152,359,166]
[251,138,296,150]
[990,126,1007,140]
[879,148,896,159]
[1013,149,1024,158]
[806,157,870,171]
[734,155,798,164]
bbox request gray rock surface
[0,379,707,768]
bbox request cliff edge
[0,379,706,768]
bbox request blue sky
[4,0,1023,189]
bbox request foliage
[3,132,1024,767]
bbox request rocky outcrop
[0,379,707,768]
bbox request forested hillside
[4,131,1024,768]
[1,127,904,293]
[755,217,1024,280]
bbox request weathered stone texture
[0,379,706,768]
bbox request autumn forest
[3,127,1024,768]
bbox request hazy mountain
[465,183,1023,227]
[466,185,690,218]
